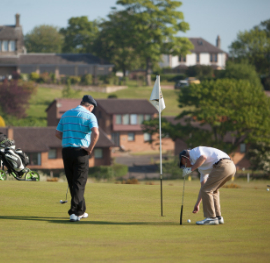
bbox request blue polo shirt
[56,105,98,148]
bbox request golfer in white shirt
[179,146,236,225]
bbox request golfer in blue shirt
[56,95,99,222]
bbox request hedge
[88,163,128,180]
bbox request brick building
[0,127,115,170]
[46,98,175,153]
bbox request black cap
[82,95,97,107]
[179,150,188,168]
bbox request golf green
[0,180,269,262]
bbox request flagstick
[158,75,163,217]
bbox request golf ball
[267,188,269,191]
[187,219,191,223]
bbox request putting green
[0,180,270,262]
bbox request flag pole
[158,75,163,217]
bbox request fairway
[1,180,270,263]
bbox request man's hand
[193,204,200,214]
[182,167,192,177]
[82,147,92,155]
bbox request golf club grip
[180,205,183,225]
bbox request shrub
[186,65,214,79]
[151,74,186,82]
[88,163,128,180]
[39,72,51,83]
[30,72,40,81]
[68,76,81,85]
[108,94,117,98]
[81,74,93,85]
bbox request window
[196,54,200,63]
[178,55,186,62]
[26,152,41,165]
[0,41,1,51]
[3,41,8,52]
[214,54,218,62]
[9,41,16,51]
[210,54,213,62]
[123,114,129,125]
[128,132,135,141]
[138,114,144,124]
[116,115,122,124]
[240,143,246,153]
[145,115,151,121]
[94,148,103,159]
[144,133,151,142]
[48,149,57,159]
[130,114,137,125]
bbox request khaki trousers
[201,159,236,218]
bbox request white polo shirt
[189,146,230,183]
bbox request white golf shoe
[79,212,88,220]
[216,216,224,224]
[70,214,80,222]
[196,217,219,225]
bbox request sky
[1,0,270,53]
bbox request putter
[60,186,68,204]
[180,164,186,225]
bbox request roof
[46,98,158,116]
[18,53,111,65]
[0,127,114,152]
[0,25,23,40]
[96,99,157,114]
[189,38,227,54]
[0,53,112,66]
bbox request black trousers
[62,147,89,216]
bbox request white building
[160,36,227,70]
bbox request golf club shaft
[180,205,183,225]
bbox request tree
[247,142,270,174]
[92,10,141,77]
[218,62,262,87]
[115,0,193,86]
[143,79,270,154]
[60,16,99,53]
[229,19,270,75]
[0,80,37,119]
[24,25,63,53]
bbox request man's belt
[214,158,231,165]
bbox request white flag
[150,75,166,112]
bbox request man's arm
[193,179,207,213]
[55,130,63,140]
[84,127,99,155]
[191,155,207,172]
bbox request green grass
[26,85,181,125]
[1,179,270,262]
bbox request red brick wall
[109,131,174,153]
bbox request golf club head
[60,200,68,204]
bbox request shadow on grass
[0,215,178,226]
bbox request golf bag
[0,147,29,177]
[0,132,39,181]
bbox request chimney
[15,14,20,27]
[216,35,221,49]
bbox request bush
[39,72,51,83]
[88,163,128,180]
[68,76,81,85]
[81,74,93,85]
[151,74,186,82]
[30,72,40,81]
[186,65,214,79]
